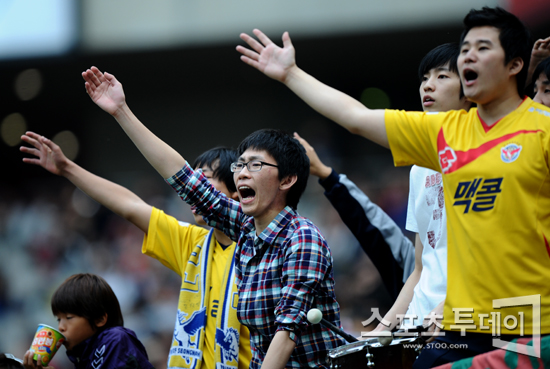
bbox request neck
[476,87,523,127]
[213,228,233,247]
[254,205,287,235]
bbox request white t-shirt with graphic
[404,165,447,327]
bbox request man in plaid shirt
[82,66,345,368]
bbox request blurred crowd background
[1,1,549,368]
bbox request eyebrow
[423,67,451,77]
[238,155,264,162]
[461,39,493,47]
[534,79,550,89]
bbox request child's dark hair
[460,7,532,96]
[192,147,238,193]
[533,57,550,90]
[237,129,309,209]
[418,42,464,98]
[0,353,24,369]
[51,273,124,331]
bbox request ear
[508,57,524,77]
[96,313,108,328]
[279,174,298,191]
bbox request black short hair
[237,129,309,209]
[418,42,464,98]
[460,6,532,97]
[533,57,550,88]
[192,147,238,193]
[51,274,124,331]
[0,354,24,369]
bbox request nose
[423,77,435,92]
[236,165,252,180]
[58,321,65,332]
[461,49,476,65]
[533,92,542,104]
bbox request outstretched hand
[237,29,297,82]
[82,66,126,115]
[20,131,69,176]
[293,132,332,180]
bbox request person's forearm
[112,103,186,179]
[322,172,413,298]
[381,266,421,329]
[285,67,388,147]
[261,330,296,369]
[62,160,152,232]
[381,234,423,328]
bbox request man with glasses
[82,66,345,369]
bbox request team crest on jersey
[216,327,240,365]
[171,308,206,363]
[500,143,522,163]
[438,146,457,173]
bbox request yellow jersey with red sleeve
[385,98,550,335]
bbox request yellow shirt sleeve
[142,207,208,276]
[385,109,446,172]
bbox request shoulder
[524,100,550,123]
[437,108,475,126]
[93,327,148,352]
[286,214,328,249]
[96,326,137,344]
[151,208,209,237]
[92,327,152,368]
[287,212,321,233]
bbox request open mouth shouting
[238,185,256,204]
[463,68,479,86]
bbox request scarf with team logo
[170,229,243,369]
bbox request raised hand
[82,66,126,115]
[532,36,550,63]
[237,29,297,82]
[20,131,69,176]
[293,132,332,180]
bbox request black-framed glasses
[230,161,278,173]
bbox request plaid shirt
[167,163,345,368]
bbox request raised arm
[237,30,388,148]
[20,131,152,233]
[294,133,414,299]
[527,36,550,86]
[82,66,185,178]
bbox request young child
[22,273,154,369]
[20,131,252,369]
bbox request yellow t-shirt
[386,99,550,335]
[142,208,251,368]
